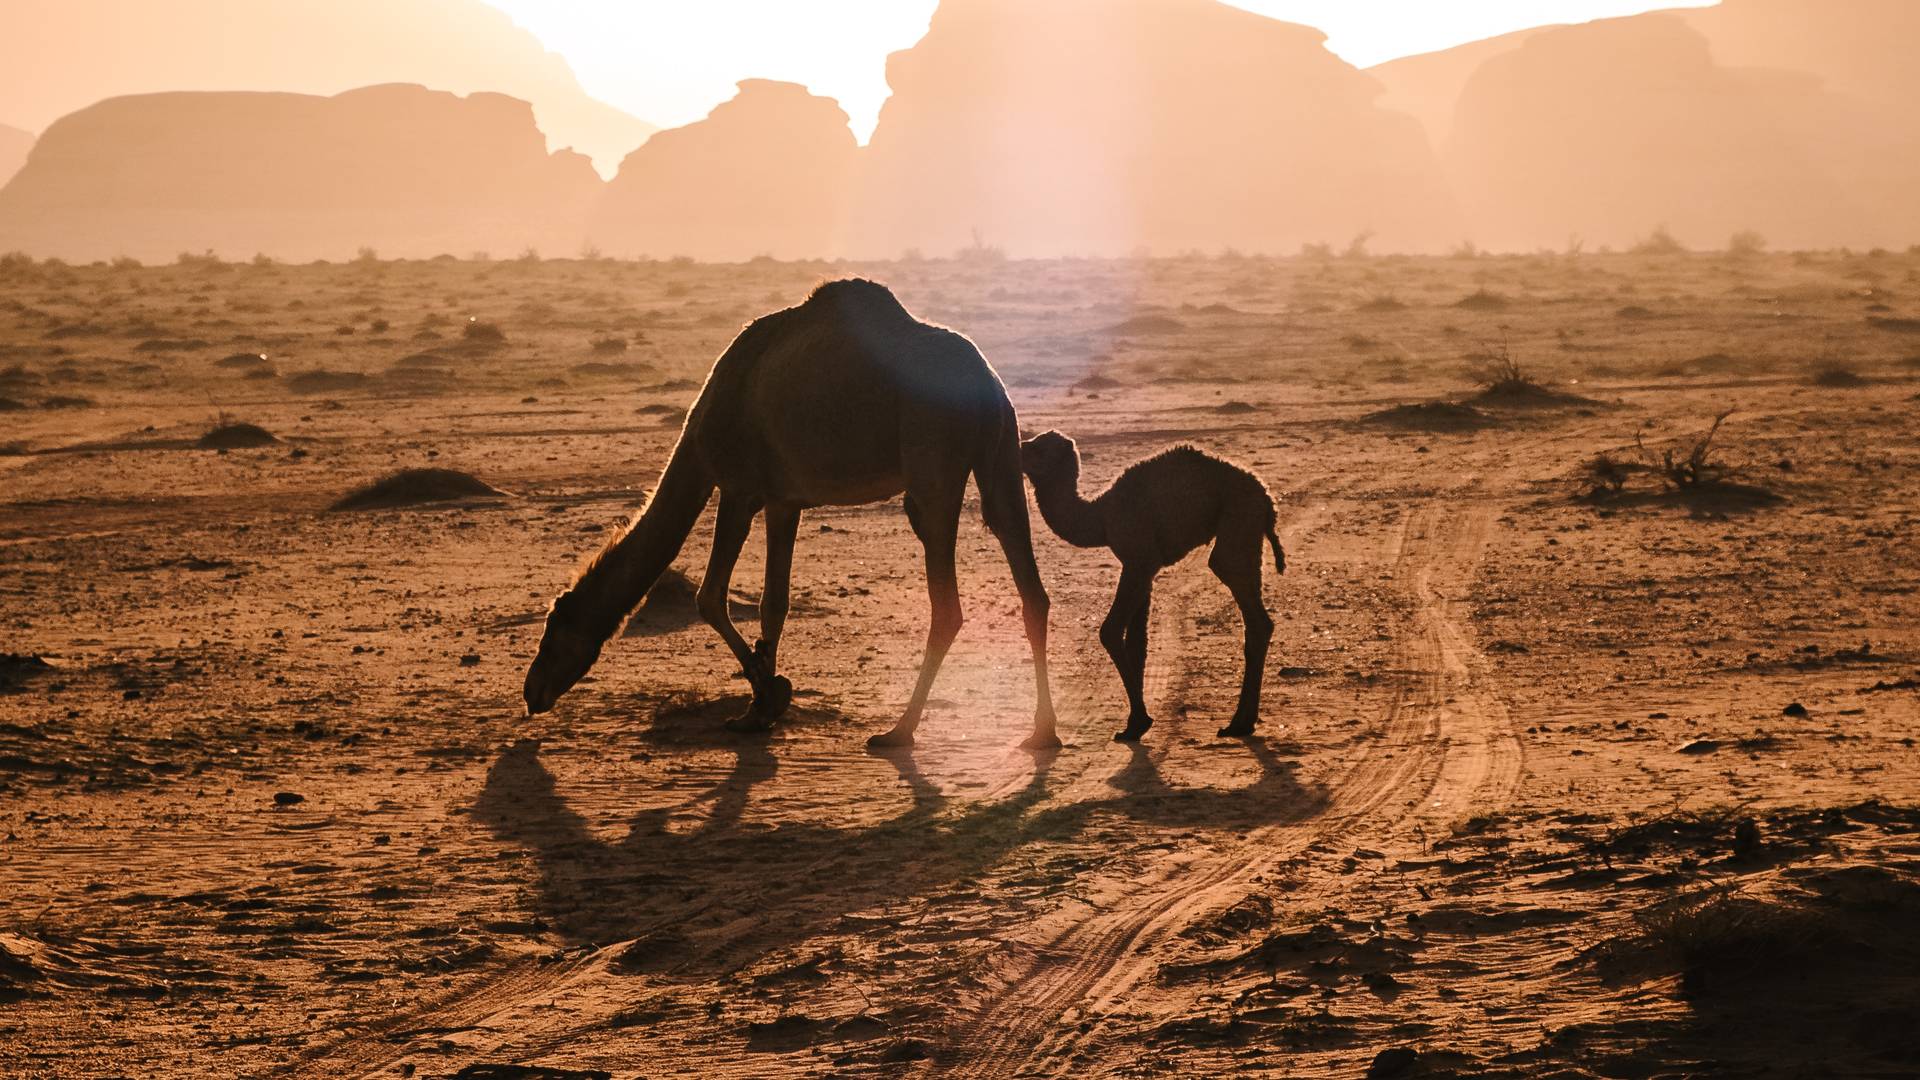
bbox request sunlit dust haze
[4,0,1919,259]
[487,0,1717,141]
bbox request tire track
[930,499,1522,1078]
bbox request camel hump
[800,277,917,326]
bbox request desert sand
[2,250,1917,1077]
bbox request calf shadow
[472,698,1327,976]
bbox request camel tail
[1265,519,1286,576]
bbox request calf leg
[1209,534,1273,738]
[1103,565,1157,742]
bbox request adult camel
[522,279,1059,749]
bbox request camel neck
[566,443,713,643]
[1029,466,1108,549]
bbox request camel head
[1019,430,1080,485]
[523,592,604,715]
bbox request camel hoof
[1019,730,1064,751]
[1217,719,1257,738]
[753,674,794,719]
[725,710,776,735]
[1113,716,1153,743]
[866,729,915,749]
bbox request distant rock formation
[0,0,654,175]
[1684,0,1920,111]
[0,85,601,261]
[0,124,30,188]
[1444,13,1894,252]
[848,0,1456,258]
[590,80,857,261]
[1367,27,1545,151]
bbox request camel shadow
[472,699,1326,977]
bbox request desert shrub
[1639,410,1731,489]
[1342,230,1373,259]
[1811,364,1867,387]
[1470,335,1533,393]
[369,318,389,334]
[250,253,276,267]
[1728,229,1768,257]
[955,229,1005,264]
[109,255,142,270]
[1631,224,1687,256]
[353,246,379,264]
[1299,241,1333,260]
[462,319,506,344]
[176,249,223,268]
[1451,239,1481,259]
[516,246,541,263]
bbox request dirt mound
[1104,315,1186,335]
[196,423,278,449]
[1364,401,1494,430]
[328,468,510,511]
[1453,289,1511,311]
[0,653,53,691]
[1071,373,1125,393]
[1471,381,1596,409]
[214,352,269,369]
[286,369,369,393]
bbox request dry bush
[1631,224,1687,256]
[1638,410,1732,489]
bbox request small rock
[1677,738,1720,755]
[459,653,481,667]
[1367,1046,1420,1078]
[273,791,305,807]
[1782,702,1809,717]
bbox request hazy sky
[489,0,1716,138]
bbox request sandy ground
[3,251,1919,1078]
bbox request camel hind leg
[1208,520,1274,738]
[976,429,1059,750]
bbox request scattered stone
[459,653,481,667]
[1367,1046,1421,1078]
[273,791,305,807]
[1783,702,1809,718]
[1677,739,1721,754]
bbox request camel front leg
[752,502,801,713]
[868,487,964,749]
[698,490,781,731]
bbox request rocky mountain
[590,80,857,262]
[848,0,1455,258]
[0,85,602,262]
[1367,27,1547,151]
[1445,12,1908,251]
[0,124,31,188]
[0,0,653,175]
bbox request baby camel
[1020,432,1285,741]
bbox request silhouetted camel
[524,279,1059,749]
[1020,432,1284,741]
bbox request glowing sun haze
[488,0,1717,142]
